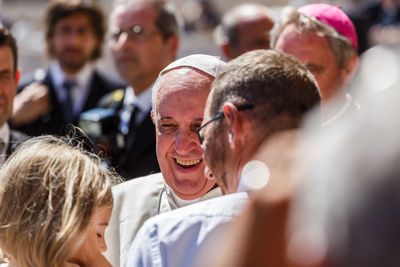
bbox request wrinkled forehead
[155,68,214,110]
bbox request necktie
[63,80,76,122]
[126,105,139,137]
[123,105,139,151]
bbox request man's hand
[11,82,52,127]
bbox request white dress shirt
[49,61,93,117]
[124,192,249,267]
[0,123,10,166]
[119,86,152,135]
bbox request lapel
[6,130,29,159]
[82,71,111,111]
[127,111,156,158]
[44,71,69,123]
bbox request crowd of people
[0,0,398,266]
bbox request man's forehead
[158,68,213,96]
[111,3,157,26]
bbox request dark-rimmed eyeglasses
[196,104,255,144]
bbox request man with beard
[10,0,124,136]
[93,0,180,179]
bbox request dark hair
[218,3,273,48]
[210,49,320,140]
[0,27,18,74]
[153,0,179,40]
[45,0,105,60]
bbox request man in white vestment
[124,49,321,267]
[104,54,225,267]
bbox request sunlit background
[1,0,399,94]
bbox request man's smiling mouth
[175,158,202,168]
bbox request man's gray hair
[270,6,357,68]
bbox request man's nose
[112,32,133,50]
[97,235,107,252]
[174,130,198,154]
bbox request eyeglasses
[196,104,255,144]
[110,25,160,43]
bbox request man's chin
[171,179,213,200]
[60,60,87,73]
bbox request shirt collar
[165,183,222,208]
[124,85,153,113]
[50,61,93,89]
[0,123,10,145]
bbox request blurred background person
[0,26,28,166]
[181,0,220,33]
[286,81,400,267]
[11,0,124,137]
[211,80,400,267]
[214,3,275,60]
[0,134,121,267]
[82,0,180,180]
[104,54,223,267]
[272,3,360,126]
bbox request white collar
[322,94,355,128]
[0,123,10,145]
[165,183,201,207]
[50,61,93,89]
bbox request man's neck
[59,63,85,79]
[130,78,156,96]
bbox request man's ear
[166,35,179,59]
[221,43,235,60]
[343,54,359,85]
[223,102,243,150]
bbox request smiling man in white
[104,54,225,267]
[124,50,321,267]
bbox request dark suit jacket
[15,69,125,136]
[6,129,30,158]
[116,110,160,180]
[98,87,160,180]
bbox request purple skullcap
[298,3,358,51]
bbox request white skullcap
[160,54,226,78]
[152,54,226,111]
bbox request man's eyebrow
[0,69,12,75]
